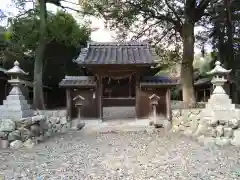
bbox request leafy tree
[79,0,213,106]
[154,47,182,76]
[3,9,90,107]
[9,0,88,109]
[193,53,213,76]
[208,0,240,102]
[155,47,182,69]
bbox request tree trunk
[33,0,46,109]
[181,21,196,106]
[224,0,236,102]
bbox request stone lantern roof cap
[6,61,28,76]
[149,94,160,100]
[207,61,231,75]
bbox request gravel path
[0,129,240,180]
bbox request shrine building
[59,41,178,121]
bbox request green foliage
[154,46,182,76]
[0,26,6,45]
[155,47,181,68]
[47,11,90,46]
[208,0,240,63]
[8,9,90,53]
[79,0,183,45]
[193,53,213,76]
[79,0,211,45]
[3,9,91,86]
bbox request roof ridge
[88,41,150,47]
[74,40,157,65]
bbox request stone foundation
[171,108,202,134]
[0,109,72,149]
[36,110,71,136]
[171,108,240,147]
[0,115,47,149]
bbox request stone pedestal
[0,61,34,121]
[0,61,48,149]
[198,61,240,146]
[201,61,237,126]
[0,87,34,120]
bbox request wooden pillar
[66,89,72,121]
[97,75,103,120]
[135,74,140,119]
[195,91,198,102]
[4,83,8,97]
[166,88,171,121]
[129,76,131,97]
[203,90,206,102]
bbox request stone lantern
[6,61,29,94]
[207,61,231,95]
[149,94,160,126]
[73,95,85,119]
[200,61,234,138]
[0,61,34,120]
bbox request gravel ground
[0,129,240,180]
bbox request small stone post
[73,95,85,130]
[149,94,160,127]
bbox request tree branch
[153,26,175,46]
[164,0,183,25]
[17,8,36,18]
[61,0,80,5]
[131,20,162,40]
[194,0,212,22]
[59,5,94,16]
[126,0,182,32]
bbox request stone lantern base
[0,89,34,121]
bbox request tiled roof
[74,41,158,65]
[59,76,96,87]
[194,77,211,86]
[140,76,179,86]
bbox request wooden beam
[87,65,148,76]
[97,75,103,120]
[66,89,72,121]
[166,88,171,121]
[135,74,140,119]
[129,76,131,97]
[203,90,206,102]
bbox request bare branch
[194,0,212,22]
[126,0,181,29]
[131,20,162,40]
[17,8,36,18]
[153,26,175,46]
[61,0,80,6]
[164,0,183,25]
[58,5,94,16]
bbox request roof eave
[74,62,157,66]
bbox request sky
[0,0,116,42]
[0,0,211,54]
